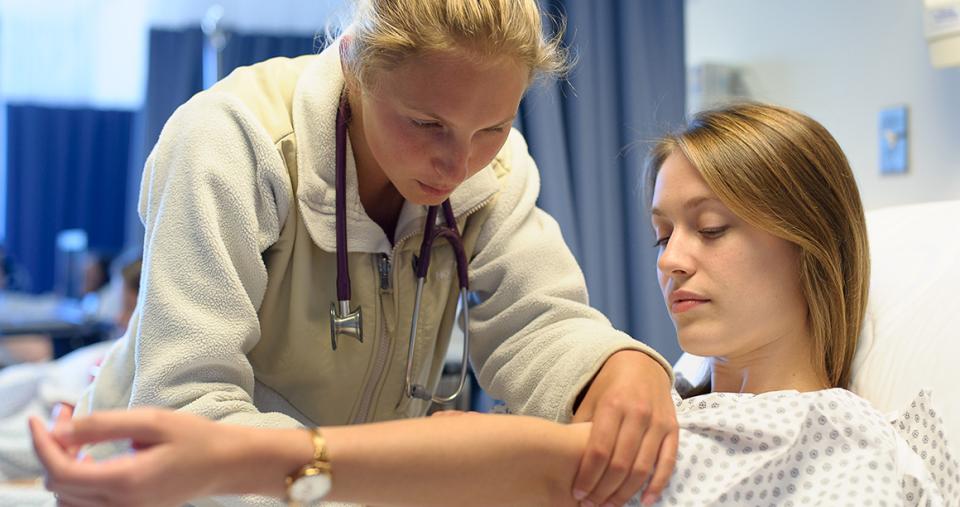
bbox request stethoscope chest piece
[330,300,363,350]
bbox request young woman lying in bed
[31,104,958,507]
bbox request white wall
[148,0,347,34]
[0,0,347,108]
[686,0,960,210]
[0,0,150,109]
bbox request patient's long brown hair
[646,103,869,389]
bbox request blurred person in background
[0,255,141,501]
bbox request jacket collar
[290,40,500,254]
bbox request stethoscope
[329,94,471,404]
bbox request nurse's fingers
[582,409,647,506]
[640,430,678,505]
[609,419,669,506]
[571,403,622,502]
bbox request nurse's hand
[570,349,678,507]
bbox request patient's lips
[669,289,711,314]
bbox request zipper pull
[378,253,392,290]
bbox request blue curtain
[221,30,318,73]
[518,1,686,362]
[124,28,206,247]
[5,105,132,293]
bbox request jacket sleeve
[468,130,673,422]
[128,91,300,430]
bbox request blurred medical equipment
[924,0,960,67]
[201,4,227,88]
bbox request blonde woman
[71,1,679,506]
[34,104,958,506]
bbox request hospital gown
[636,388,959,506]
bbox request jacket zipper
[353,252,393,424]
[351,197,495,422]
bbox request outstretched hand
[29,406,301,507]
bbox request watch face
[290,472,332,503]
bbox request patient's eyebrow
[651,195,722,217]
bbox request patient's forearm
[235,414,587,506]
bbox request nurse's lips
[669,289,711,314]
[418,181,456,197]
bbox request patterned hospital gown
[632,389,959,506]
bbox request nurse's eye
[699,226,728,239]
[411,119,442,129]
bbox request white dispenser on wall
[925,0,960,67]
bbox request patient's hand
[49,403,81,459]
[29,408,305,506]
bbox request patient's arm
[272,413,587,507]
[30,408,587,507]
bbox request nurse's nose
[435,139,470,184]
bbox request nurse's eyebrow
[408,106,516,130]
[650,195,721,217]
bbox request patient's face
[651,153,808,360]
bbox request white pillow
[851,200,960,457]
[672,200,960,457]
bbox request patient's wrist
[215,426,315,498]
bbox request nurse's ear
[339,35,361,100]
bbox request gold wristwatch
[285,428,332,506]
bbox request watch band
[285,428,332,505]
[305,428,331,470]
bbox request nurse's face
[650,152,809,360]
[353,50,528,205]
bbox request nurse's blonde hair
[338,0,568,90]
[645,103,870,389]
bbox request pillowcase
[850,200,960,457]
